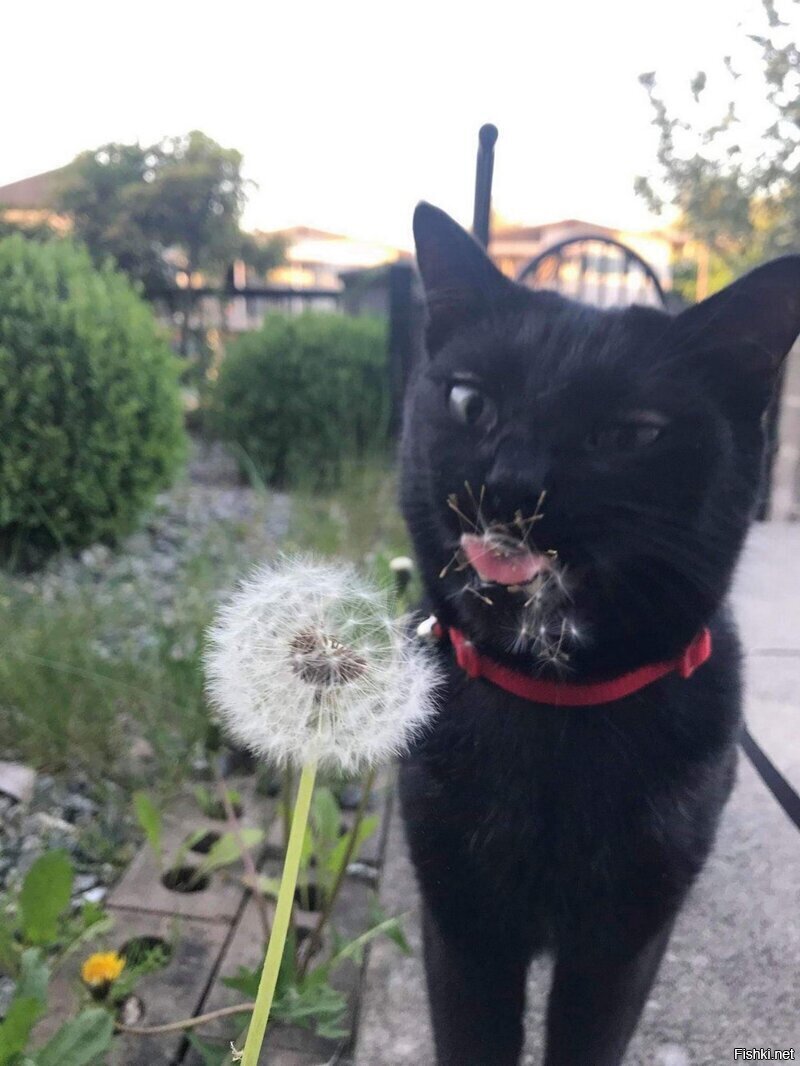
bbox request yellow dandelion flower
[81,951,125,987]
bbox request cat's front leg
[543,917,675,1066]
[423,903,528,1066]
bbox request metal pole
[472,124,498,249]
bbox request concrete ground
[355,522,800,1066]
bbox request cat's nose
[485,443,550,519]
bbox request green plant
[295,786,377,905]
[0,235,185,564]
[219,903,409,1043]
[0,854,117,1066]
[132,792,164,872]
[211,313,389,490]
[0,949,115,1066]
[193,785,243,821]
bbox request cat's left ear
[671,255,800,411]
[413,202,522,349]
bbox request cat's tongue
[461,533,551,586]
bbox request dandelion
[81,952,125,998]
[389,555,414,597]
[204,556,440,1066]
[204,557,439,774]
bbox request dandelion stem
[241,758,318,1066]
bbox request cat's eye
[448,383,497,431]
[587,413,667,453]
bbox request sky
[2,0,777,250]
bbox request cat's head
[400,203,800,678]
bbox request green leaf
[186,1034,232,1066]
[0,996,43,1066]
[195,828,264,877]
[275,924,297,999]
[310,787,340,850]
[221,964,260,998]
[271,981,347,1037]
[305,911,411,992]
[0,923,20,976]
[16,949,49,1006]
[248,874,281,898]
[133,791,163,869]
[19,851,74,946]
[34,1007,114,1066]
[322,814,378,889]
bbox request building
[257,225,409,289]
[0,168,69,233]
[489,218,675,308]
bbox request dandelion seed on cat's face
[204,557,442,773]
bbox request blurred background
[1,2,798,1063]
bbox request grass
[0,456,412,789]
[285,458,410,567]
[0,559,212,788]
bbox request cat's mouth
[460,532,552,587]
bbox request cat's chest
[409,666,697,863]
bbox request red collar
[438,623,712,707]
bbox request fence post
[472,124,498,249]
[388,262,415,436]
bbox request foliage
[0,216,57,244]
[55,132,284,293]
[132,793,164,871]
[194,829,265,879]
[0,477,284,782]
[0,236,185,563]
[296,786,377,901]
[0,853,117,1066]
[18,853,74,947]
[126,131,247,281]
[193,785,243,821]
[285,461,410,565]
[55,142,173,293]
[637,0,800,281]
[237,231,286,278]
[211,313,390,489]
[33,1008,115,1066]
[219,904,410,1043]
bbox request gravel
[0,438,292,895]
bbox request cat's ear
[671,255,800,412]
[413,202,520,349]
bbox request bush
[0,236,186,564]
[212,312,389,488]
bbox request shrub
[0,236,186,563]
[212,312,389,488]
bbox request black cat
[399,203,800,1066]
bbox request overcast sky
[3,0,774,248]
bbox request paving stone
[107,779,276,923]
[30,909,228,1066]
[357,754,800,1066]
[183,871,373,1065]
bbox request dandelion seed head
[204,557,441,772]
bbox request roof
[0,168,64,209]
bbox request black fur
[399,203,800,1065]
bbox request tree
[636,0,800,293]
[55,131,284,294]
[56,141,171,293]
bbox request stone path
[355,522,800,1066]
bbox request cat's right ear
[413,202,518,349]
